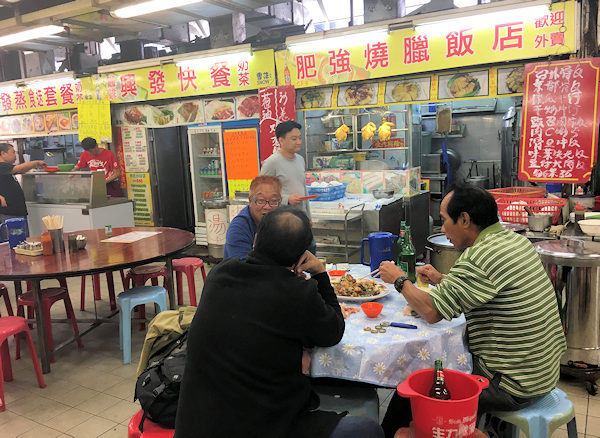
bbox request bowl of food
[328,269,346,284]
[57,164,74,172]
[361,302,383,318]
[578,219,600,237]
[372,189,395,199]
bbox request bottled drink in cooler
[429,359,451,400]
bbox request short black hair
[0,143,13,154]
[254,207,313,267]
[275,120,301,140]
[81,137,97,151]
[446,184,499,229]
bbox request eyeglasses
[253,198,282,207]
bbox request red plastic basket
[488,187,546,200]
[496,197,567,225]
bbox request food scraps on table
[334,274,386,298]
[340,303,360,319]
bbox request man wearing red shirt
[73,137,121,197]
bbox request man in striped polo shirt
[378,185,566,437]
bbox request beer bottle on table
[395,221,407,261]
[429,359,451,400]
[400,226,416,283]
[396,230,407,272]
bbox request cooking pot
[426,233,464,274]
[527,214,552,232]
[464,175,489,189]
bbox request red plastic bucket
[397,369,489,438]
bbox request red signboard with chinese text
[519,58,600,183]
[258,86,296,165]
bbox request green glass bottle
[396,229,407,273]
[400,226,416,283]
[429,359,451,400]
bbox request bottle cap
[575,202,584,211]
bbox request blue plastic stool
[489,388,577,438]
[117,286,168,364]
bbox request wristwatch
[393,276,410,293]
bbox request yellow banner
[126,172,154,226]
[77,99,112,142]
[277,1,576,88]
[95,49,276,103]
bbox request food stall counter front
[22,170,134,236]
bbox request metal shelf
[197,155,221,158]
[197,175,222,178]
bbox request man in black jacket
[175,207,383,438]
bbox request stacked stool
[173,257,206,306]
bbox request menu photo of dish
[236,95,260,119]
[45,112,58,132]
[0,118,9,135]
[58,112,71,131]
[176,100,202,123]
[296,87,333,109]
[384,77,431,103]
[438,70,489,99]
[204,98,235,121]
[71,112,78,130]
[21,116,33,133]
[337,83,378,107]
[497,66,524,95]
[10,117,21,134]
[33,114,45,132]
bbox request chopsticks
[42,215,64,230]
[359,268,380,280]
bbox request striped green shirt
[429,222,566,398]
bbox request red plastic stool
[173,258,206,306]
[0,316,46,411]
[0,284,13,317]
[125,264,168,329]
[80,272,120,311]
[16,287,83,362]
[128,409,174,438]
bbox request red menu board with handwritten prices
[519,58,600,183]
[258,85,296,165]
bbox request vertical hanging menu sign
[126,172,154,226]
[258,85,296,165]
[77,99,112,142]
[122,126,149,172]
[223,128,259,195]
[519,58,600,183]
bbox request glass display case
[22,171,107,206]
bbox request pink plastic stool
[173,258,206,306]
[80,271,122,311]
[125,264,168,329]
[16,287,83,362]
[0,316,46,411]
[128,409,174,438]
[0,284,13,317]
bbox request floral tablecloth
[310,264,472,388]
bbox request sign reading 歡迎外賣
[519,58,600,183]
[258,86,296,164]
[276,1,576,88]
[95,50,276,103]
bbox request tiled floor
[0,273,599,437]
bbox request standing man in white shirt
[260,120,311,220]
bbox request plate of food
[505,66,524,93]
[21,116,32,133]
[11,118,21,134]
[236,95,259,118]
[389,81,420,102]
[339,84,377,106]
[58,112,71,130]
[299,89,326,109]
[71,112,78,129]
[124,107,146,125]
[177,101,200,123]
[33,114,45,132]
[447,73,481,98]
[153,108,174,126]
[334,273,390,302]
[204,99,235,121]
[45,113,58,131]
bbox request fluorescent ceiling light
[113,0,203,19]
[0,25,64,48]
[97,57,173,74]
[174,46,253,69]
[415,4,550,36]
[18,71,75,87]
[287,29,389,53]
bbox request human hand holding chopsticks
[378,261,406,284]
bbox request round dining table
[0,226,195,373]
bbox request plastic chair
[173,257,206,306]
[488,388,577,438]
[117,286,168,364]
[313,382,379,422]
[0,316,46,411]
[0,284,13,317]
[16,287,83,362]
[128,409,174,438]
[80,271,121,311]
[125,264,169,330]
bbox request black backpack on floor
[134,332,187,431]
